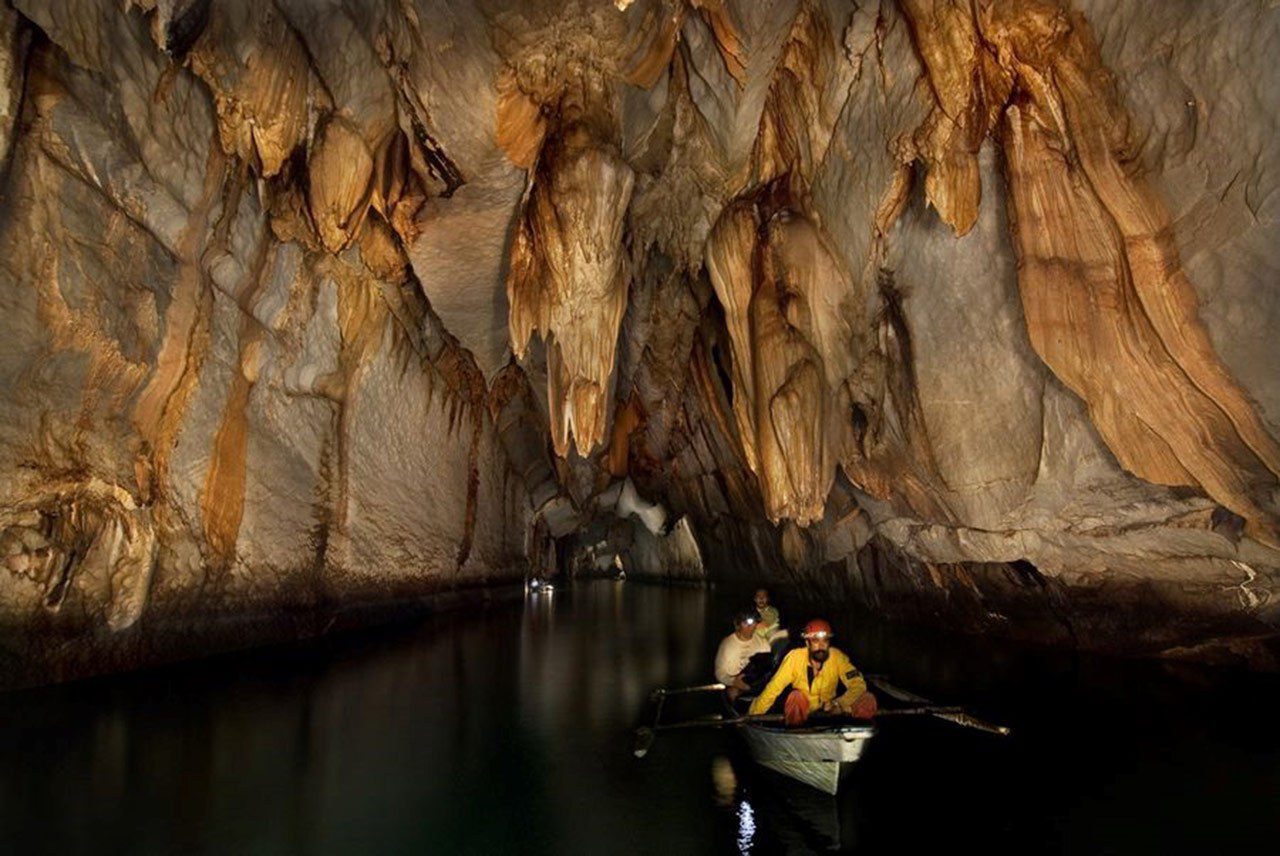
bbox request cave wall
[0,0,536,681]
[0,0,1278,675]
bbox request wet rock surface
[0,0,1277,679]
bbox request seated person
[752,587,789,649]
[715,611,773,702]
[748,619,877,726]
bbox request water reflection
[0,581,722,854]
[711,754,737,806]
[518,581,707,734]
[736,799,756,854]
[1,581,1278,854]
[742,766,843,854]
[713,752,845,854]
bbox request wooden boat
[737,718,875,795]
[635,679,1006,795]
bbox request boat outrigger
[633,678,1009,794]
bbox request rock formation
[1,0,1278,681]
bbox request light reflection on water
[1,580,1278,854]
[736,799,756,854]
[518,580,708,735]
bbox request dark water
[2,580,1279,855]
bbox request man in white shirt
[714,611,773,701]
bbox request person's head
[733,611,759,640]
[802,619,834,662]
[753,588,770,610]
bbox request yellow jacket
[748,647,868,716]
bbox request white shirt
[714,631,771,685]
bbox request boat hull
[739,723,875,795]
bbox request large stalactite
[898,0,1280,548]
[507,80,635,458]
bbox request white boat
[738,720,875,794]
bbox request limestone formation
[1,0,1278,680]
[506,77,636,458]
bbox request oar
[633,712,786,757]
[649,683,726,701]
[928,710,1011,736]
[866,675,929,703]
[868,675,1011,736]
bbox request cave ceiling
[0,0,1278,666]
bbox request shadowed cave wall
[1,0,1278,681]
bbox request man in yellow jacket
[748,619,877,725]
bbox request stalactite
[705,188,857,526]
[898,0,1010,236]
[700,2,861,526]
[507,81,635,458]
[751,0,836,189]
[896,0,1280,545]
[186,0,318,179]
[626,0,746,90]
[307,115,375,254]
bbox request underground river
[3,580,1280,854]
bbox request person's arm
[748,653,794,715]
[832,652,868,711]
[714,639,737,686]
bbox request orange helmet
[801,619,834,640]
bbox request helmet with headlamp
[801,618,833,640]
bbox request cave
[1,1,1278,852]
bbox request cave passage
[3,580,1279,854]
[1,0,1279,852]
